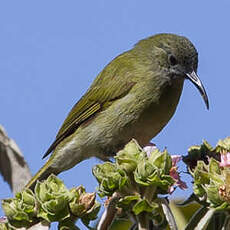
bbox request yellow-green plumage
[25,33,208,189]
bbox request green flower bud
[2,189,36,228]
[92,162,128,196]
[115,139,146,173]
[215,137,230,153]
[134,159,156,186]
[192,156,230,209]
[148,149,172,174]
[187,138,230,211]
[35,174,71,222]
[134,149,174,191]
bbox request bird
[25,33,209,189]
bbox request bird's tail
[25,159,56,190]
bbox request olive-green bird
[26,33,209,189]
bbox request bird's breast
[123,77,185,146]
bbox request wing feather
[43,51,136,158]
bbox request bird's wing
[43,52,136,158]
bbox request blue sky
[0,1,229,228]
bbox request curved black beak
[186,71,209,110]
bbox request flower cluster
[93,139,186,220]
[1,175,100,229]
[1,189,36,229]
[185,137,230,210]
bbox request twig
[161,198,178,230]
[97,192,120,230]
[137,212,149,230]
[0,125,32,194]
[0,124,50,229]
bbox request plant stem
[137,212,149,230]
[97,193,120,230]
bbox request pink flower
[220,152,230,167]
[169,155,187,194]
[143,143,156,157]
[0,216,7,223]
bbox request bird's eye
[168,55,178,66]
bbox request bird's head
[134,33,209,109]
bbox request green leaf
[119,195,140,206]
[81,201,101,227]
[184,207,209,230]
[134,160,174,193]
[58,218,80,230]
[37,203,70,222]
[184,140,214,171]
[194,208,215,230]
[161,198,178,230]
[0,223,10,230]
[206,184,224,208]
[215,137,230,153]
[193,184,206,198]
[35,175,71,222]
[16,189,35,208]
[118,195,140,210]
[69,202,85,217]
[213,201,229,211]
[115,139,146,173]
[48,195,68,212]
[134,160,156,186]
[132,199,158,215]
[2,199,18,219]
[149,149,172,174]
[93,162,128,196]
[193,161,210,185]
[208,158,221,175]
